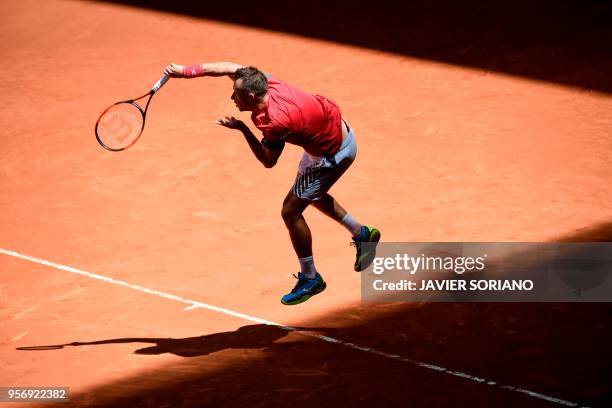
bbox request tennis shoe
[351,226,381,271]
[281,272,326,305]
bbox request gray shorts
[291,128,357,201]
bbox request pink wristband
[183,64,205,78]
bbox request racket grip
[151,75,169,93]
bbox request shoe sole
[281,281,327,305]
[355,229,381,272]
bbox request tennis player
[164,62,380,305]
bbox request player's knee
[281,205,300,225]
[280,206,294,224]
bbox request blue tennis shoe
[281,272,326,305]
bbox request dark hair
[234,66,268,98]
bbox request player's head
[232,67,268,111]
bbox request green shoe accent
[352,226,381,271]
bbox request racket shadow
[16,324,337,357]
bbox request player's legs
[281,192,313,258]
[280,191,326,305]
[280,127,379,304]
[301,127,379,271]
[310,193,347,223]
[311,193,363,235]
[312,193,367,238]
[311,192,380,270]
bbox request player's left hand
[216,116,243,129]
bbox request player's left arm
[216,116,283,168]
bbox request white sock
[341,214,363,237]
[299,256,317,279]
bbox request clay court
[1,0,611,406]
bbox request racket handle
[151,75,169,93]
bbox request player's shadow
[16,324,339,357]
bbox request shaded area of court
[20,305,612,407]
[14,222,612,407]
[95,0,612,93]
[31,223,612,407]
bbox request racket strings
[96,102,144,150]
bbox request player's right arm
[164,62,244,79]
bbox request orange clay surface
[1,1,612,407]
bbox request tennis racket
[95,75,169,151]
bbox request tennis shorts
[291,127,357,201]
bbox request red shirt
[251,76,343,156]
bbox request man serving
[164,62,380,305]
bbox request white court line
[0,248,587,407]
